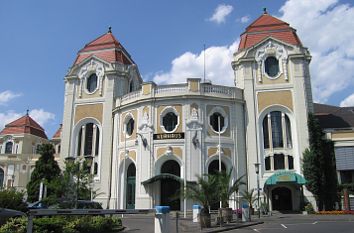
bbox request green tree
[303,113,338,210]
[26,144,62,203]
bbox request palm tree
[214,169,245,208]
[185,174,219,228]
[241,189,257,220]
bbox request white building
[60,11,314,211]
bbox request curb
[201,221,264,233]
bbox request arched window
[210,112,225,132]
[265,56,279,77]
[162,112,178,132]
[77,123,100,156]
[86,73,98,93]
[208,160,226,174]
[5,142,13,154]
[262,111,292,149]
[129,81,134,92]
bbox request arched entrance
[208,160,226,210]
[0,168,4,188]
[160,160,180,210]
[208,160,226,174]
[272,187,292,211]
[126,163,136,209]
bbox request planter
[199,209,211,228]
[221,207,233,223]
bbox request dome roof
[0,113,48,139]
[238,11,302,51]
[73,28,134,65]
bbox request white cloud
[240,15,250,23]
[280,0,354,103]
[29,109,55,127]
[0,90,22,105]
[0,111,22,130]
[209,4,233,24]
[340,93,354,107]
[153,41,239,86]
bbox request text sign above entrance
[153,133,185,140]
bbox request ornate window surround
[207,106,229,134]
[123,113,135,138]
[255,40,288,81]
[78,60,105,97]
[160,106,180,133]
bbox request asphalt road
[231,214,354,233]
[120,213,354,233]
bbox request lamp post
[254,163,261,218]
[218,115,222,209]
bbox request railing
[202,84,235,97]
[118,83,239,105]
[154,84,187,95]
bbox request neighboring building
[314,103,354,185]
[0,112,61,193]
[0,113,49,191]
[60,10,315,212]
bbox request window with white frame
[161,108,179,133]
[77,122,100,157]
[5,141,13,154]
[86,73,98,93]
[264,153,294,171]
[262,111,292,149]
[126,117,135,136]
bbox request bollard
[242,203,250,222]
[154,206,170,233]
[193,204,201,223]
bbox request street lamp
[254,163,261,218]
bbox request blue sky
[1,0,354,137]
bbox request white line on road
[281,224,287,228]
[253,229,260,232]
[312,221,317,224]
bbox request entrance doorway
[126,163,136,209]
[208,160,226,210]
[272,187,292,211]
[160,160,181,210]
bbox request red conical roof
[238,11,302,51]
[0,114,48,139]
[52,124,62,139]
[73,28,134,65]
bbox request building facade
[60,12,315,211]
[0,113,61,192]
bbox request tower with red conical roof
[60,28,142,207]
[232,10,315,211]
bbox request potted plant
[214,169,245,223]
[185,174,219,228]
[241,189,257,221]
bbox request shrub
[0,216,122,233]
[0,217,27,233]
[304,203,315,214]
[0,189,27,212]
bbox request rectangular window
[271,112,283,148]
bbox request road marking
[281,224,287,228]
[312,221,317,224]
[253,229,260,232]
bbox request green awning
[141,173,183,185]
[265,171,306,185]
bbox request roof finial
[26,109,29,116]
[263,7,268,14]
[108,26,112,33]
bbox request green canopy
[141,173,182,185]
[265,171,306,185]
